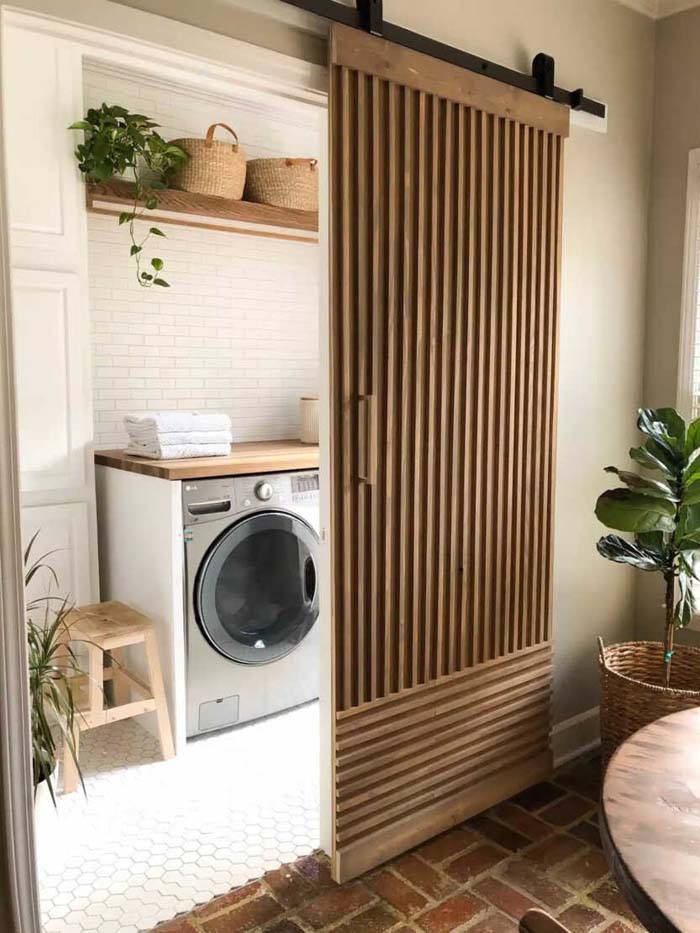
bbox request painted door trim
[0,7,41,929]
[0,5,330,930]
[676,147,700,420]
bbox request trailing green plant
[69,103,187,288]
[595,407,700,687]
[25,532,84,803]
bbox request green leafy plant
[25,532,84,803]
[69,103,187,288]
[595,407,700,686]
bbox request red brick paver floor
[154,755,645,933]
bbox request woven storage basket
[598,637,700,765]
[169,123,246,199]
[244,158,318,211]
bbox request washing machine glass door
[195,511,319,664]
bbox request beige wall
[637,6,700,643]
[12,0,657,725]
[644,6,700,411]
[109,0,655,725]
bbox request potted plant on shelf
[68,103,187,288]
[595,407,700,763]
[25,534,83,817]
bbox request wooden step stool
[61,600,175,793]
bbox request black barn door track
[280,0,606,119]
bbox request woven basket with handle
[598,636,700,765]
[244,158,318,211]
[169,123,246,199]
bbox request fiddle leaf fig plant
[595,407,700,686]
[69,103,187,288]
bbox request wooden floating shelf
[86,179,319,244]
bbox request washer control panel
[182,471,319,524]
[290,472,319,504]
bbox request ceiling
[617,0,700,17]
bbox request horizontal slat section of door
[329,24,566,881]
[334,646,552,880]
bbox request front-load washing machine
[183,470,320,737]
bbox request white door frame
[0,4,329,929]
[0,7,41,925]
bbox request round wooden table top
[601,707,700,933]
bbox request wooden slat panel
[356,69,370,706]
[336,643,551,725]
[330,25,570,137]
[333,654,553,879]
[329,25,567,883]
[397,86,416,692]
[384,81,402,696]
[447,104,467,675]
[412,89,430,688]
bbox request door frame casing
[676,147,700,420]
[0,5,41,929]
[0,4,330,930]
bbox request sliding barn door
[328,24,569,882]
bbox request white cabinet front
[2,26,83,269]
[12,269,89,494]
[22,502,92,609]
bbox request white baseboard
[552,707,600,767]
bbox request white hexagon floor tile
[37,701,319,932]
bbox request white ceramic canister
[299,396,319,444]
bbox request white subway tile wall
[84,67,321,449]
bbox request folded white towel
[125,441,231,460]
[126,429,233,447]
[125,411,231,435]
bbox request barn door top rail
[280,0,606,120]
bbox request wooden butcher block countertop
[95,440,320,481]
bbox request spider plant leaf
[23,529,41,566]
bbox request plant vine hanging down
[69,104,187,288]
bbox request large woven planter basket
[244,158,318,211]
[169,123,246,199]
[598,637,700,764]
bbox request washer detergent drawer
[198,695,240,733]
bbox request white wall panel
[3,20,98,603]
[2,27,83,269]
[12,270,89,493]
[21,502,92,608]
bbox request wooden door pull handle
[358,395,377,485]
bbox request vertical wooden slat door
[328,24,569,883]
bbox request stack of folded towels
[124,411,233,460]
